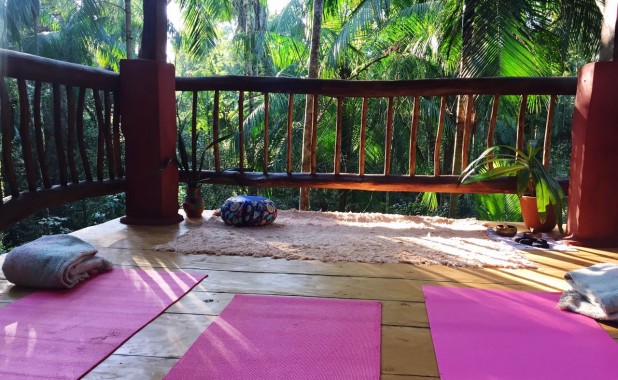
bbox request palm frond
[421,192,439,211]
[178,0,219,60]
[472,193,522,221]
[551,0,602,60]
[328,0,389,68]
[439,0,550,77]
[272,0,308,36]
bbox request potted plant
[176,125,234,218]
[459,140,566,233]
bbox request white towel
[558,263,618,320]
[2,235,113,289]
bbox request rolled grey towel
[558,263,618,320]
[1,235,113,289]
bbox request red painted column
[565,61,618,247]
[119,59,183,225]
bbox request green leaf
[516,168,530,196]
[461,165,521,184]
[534,179,550,223]
[177,125,190,173]
[421,192,438,211]
[472,193,522,222]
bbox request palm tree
[0,0,41,52]
[299,0,325,210]
[176,0,273,71]
[0,0,139,69]
[124,0,133,58]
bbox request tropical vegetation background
[0,0,606,251]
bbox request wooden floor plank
[83,356,177,380]
[599,321,618,338]
[113,313,213,358]
[166,290,430,328]
[382,326,438,377]
[165,290,234,315]
[194,269,557,302]
[97,246,566,286]
[0,281,33,302]
[382,300,429,328]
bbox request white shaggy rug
[155,210,538,269]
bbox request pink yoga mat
[0,268,205,379]
[165,294,382,379]
[423,286,618,380]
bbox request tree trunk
[299,0,324,210]
[253,0,267,75]
[338,68,353,212]
[33,2,40,55]
[139,0,167,61]
[448,95,467,217]
[125,0,133,59]
[234,0,266,77]
[599,0,618,61]
[243,0,253,77]
[237,0,266,195]
[448,0,475,218]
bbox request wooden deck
[1,213,618,379]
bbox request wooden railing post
[119,0,182,225]
[119,59,182,225]
[565,61,618,246]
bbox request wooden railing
[175,76,576,193]
[0,48,577,229]
[0,49,125,229]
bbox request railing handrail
[0,49,119,91]
[0,49,123,230]
[186,172,569,195]
[175,74,575,197]
[1,179,126,228]
[176,75,577,97]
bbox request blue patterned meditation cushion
[220,196,277,226]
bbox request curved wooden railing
[0,48,577,229]
[0,49,125,229]
[175,75,576,193]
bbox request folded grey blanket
[1,235,113,289]
[558,263,618,320]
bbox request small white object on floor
[486,229,576,252]
[558,263,618,320]
[2,234,112,288]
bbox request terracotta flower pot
[520,195,556,232]
[183,187,205,218]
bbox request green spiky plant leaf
[420,192,438,212]
[459,140,565,233]
[177,124,235,188]
[471,193,522,222]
